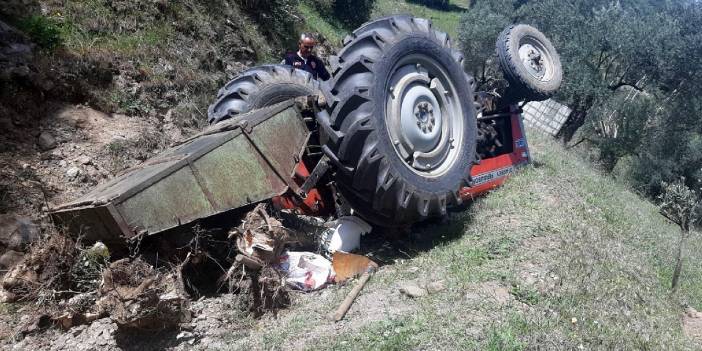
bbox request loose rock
[66,167,80,178]
[426,280,446,294]
[77,156,92,165]
[0,214,40,251]
[37,132,57,151]
[399,284,427,298]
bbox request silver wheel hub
[518,38,553,82]
[385,55,463,176]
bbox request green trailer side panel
[118,167,214,234]
[191,134,283,210]
[248,107,309,178]
[50,101,310,240]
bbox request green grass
[297,0,466,49]
[298,2,348,47]
[373,0,466,38]
[222,130,702,350]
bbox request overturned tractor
[51,16,562,247]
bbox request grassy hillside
[225,130,702,350]
[298,0,466,48]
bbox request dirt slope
[0,0,282,218]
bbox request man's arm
[283,53,294,66]
[316,57,331,81]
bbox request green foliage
[658,179,702,231]
[457,1,511,89]
[237,0,301,47]
[510,284,540,305]
[16,15,64,50]
[306,0,376,29]
[458,0,702,207]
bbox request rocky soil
[0,0,332,349]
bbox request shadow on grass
[405,0,466,12]
[361,202,476,265]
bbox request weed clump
[15,16,63,50]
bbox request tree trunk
[557,96,594,144]
[671,229,688,292]
[557,109,587,143]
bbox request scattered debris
[332,251,378,283]
[230,204,313,264]
[96,258,190,331]
[331,270,374,322]
[2,232,76,302]
[0,250,23,272]
[321,216,372,255]
[277,251,334,291]
[330,253,377,322]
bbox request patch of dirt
[464,281,513,306]
[0,104,164,216]
[684,307,702,344]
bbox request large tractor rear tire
[207,65,319,124]
[316,15,478,227]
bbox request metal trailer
[50,101,310,246]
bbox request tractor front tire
[208,65,319,124]
[317,15,478,227]
[496,24,562,102]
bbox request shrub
[16,15,63,50]
[236,0,300,45]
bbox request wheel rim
[385,54,463,177]
[517,36,554,82]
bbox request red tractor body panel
[460,110,530,200]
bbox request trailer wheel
[317,15,477,226]
[207,65,319,124]
[496,24,562,102]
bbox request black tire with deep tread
[207,65,319,124]
[496,24,562,102]
[317,15,478,227]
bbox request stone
[426,280,446,294]
[37,132,57,151]
[77,156,92,165]
[59,160,67,167]
[0,250,24,271]
[0,214,40,251]
[66,167,80,178]
[177,331,194,340]
[399,284,427,298]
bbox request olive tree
[658,179,702,291]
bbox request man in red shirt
[284,33,330,81]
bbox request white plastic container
[323,216,372,254]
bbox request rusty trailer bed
[50,100,310,244]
